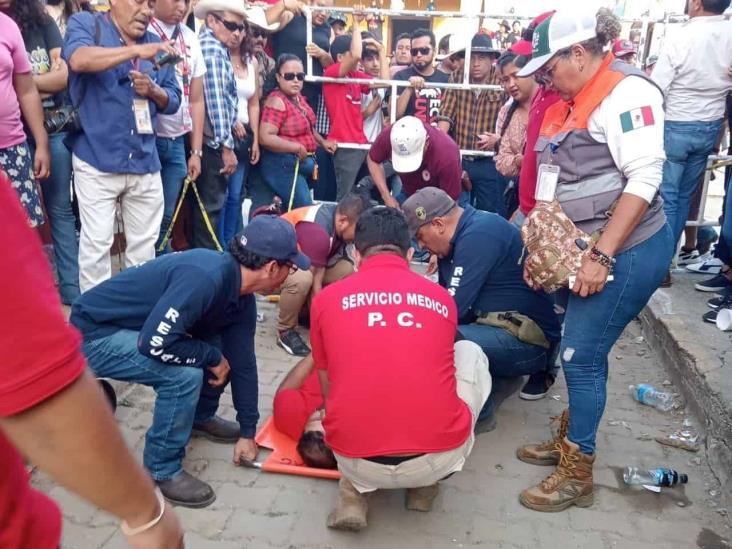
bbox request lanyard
[150,18,190,98]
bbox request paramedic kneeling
[310,207,492,532]
[70,215,310,508]
[403,188,561,409]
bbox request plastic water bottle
[623,467,688,487]
[629,384,676,412]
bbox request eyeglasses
[280,72,305,81]
[410,46,432,57]
[251,28,268,39]
[212,13,245,33]
[537,51,568,82]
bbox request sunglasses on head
[212,13,245,32]
[280,72,305,81]
[251,28,268,38]
[410,46,432,56]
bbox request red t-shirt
[272,369,323,441]
[0,171,87,549]
[323,62,371,144]
[368,122,462,200]
[518,86,561,215]
[310,254,472,458]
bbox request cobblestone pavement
[36,300,731,549]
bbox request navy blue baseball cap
[233,215,311,270]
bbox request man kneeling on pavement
[310,206,492,531]
[70,216,310,508]
[276,191,371,356]
[403,188,561,419]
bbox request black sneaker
[705,295,732,322]
[277,329,311,357]
[519,372,556,401]
[708,291,732,309]
[703,309,719,324]
[695,272,732,293]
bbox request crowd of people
[1,0,731,545]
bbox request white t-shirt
[651,15,732,122]
[235,58,256,125]
[586,75,666,204]
[361,87,386,142]
[149,19,207,138]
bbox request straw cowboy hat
[194,0,248,20]
[245,5,282,31]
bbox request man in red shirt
[323,12,389,199]
[310,207,492,531]
[0,171,183,548]
[366,116,463,208]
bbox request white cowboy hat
[245,6,281,31]
[194,0,248,20]
[436,34,467,61]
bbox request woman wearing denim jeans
[512,9,674,512]
[259,54,337,211]
[217,17,260,244]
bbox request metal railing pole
[389,82,397,125]
[305,7,313,79]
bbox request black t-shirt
[394,66,449,126]
[22,18,64,109]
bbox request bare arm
[33,48,68,94]
[366,153,392,202]
[277,354,315,392]
[14,72,49,178]
[338,13,363,77]
[362,92,382,119]
[395,85,412,119]
[189,76,205,152]
[0,371,182,543]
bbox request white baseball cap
[390,116,427,173]
[517,9,598,77]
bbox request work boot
[157,470,216,508]
[405,484,439,512]
[519,437,595,512]
[326,477,368,531]
[516,409,569,466]
[192,416,240,443]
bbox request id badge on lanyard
[130,58,154,134]
[151,20,192,131]
[535,144,560,202]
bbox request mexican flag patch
[620,106,655,133]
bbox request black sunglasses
[410,46,432,56]
[212,13,245,32]
[251,28,268,39]
[280,72,305,81]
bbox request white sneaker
[677,249,702,266]
[686,257,723,275]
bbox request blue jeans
[155,137,188,253]
[661,119,723,245]
[463,157,509,217]
[716,170,732,266]
[218,157,250,245]
[260,150,314,211]
[81,329,218,480]
[43,132,80,304]
[558,224,674,454]
[313,146,337,201]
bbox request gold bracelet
[120,488,166,537]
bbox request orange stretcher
[251,416,340,480]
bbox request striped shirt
[438,67,506,151]
[200,26,237,149]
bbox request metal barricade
[686,155,732,229]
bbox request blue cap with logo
[233,215,311,270]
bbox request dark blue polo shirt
[70,250,260,438]
[438,206,561,341]
[62,12,181,174]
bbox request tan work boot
[519,437,595,512]
[405,484,439,512]
[516,409,569,466]
[326,477,368,531]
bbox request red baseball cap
[612,39,637,57]
[511,40,533,57]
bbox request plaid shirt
[200,26,237,149]
[438,67,506,151]
[261,90,318,152]
[315,94,331,137]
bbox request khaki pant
[73,155,163,292]
[334,341,492,493]
[277,259,354,332]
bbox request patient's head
[297,430,337,469]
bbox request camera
[44,106,82,134]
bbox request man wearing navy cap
[70,215,310,508]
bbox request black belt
[363,454,425,466]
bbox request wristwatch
[190,149,203,158]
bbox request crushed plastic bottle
[623,467,688,487]
[629,384,678,412]
[655,418,700,452]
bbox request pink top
[0,13,31,149]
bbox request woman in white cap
[514,8,673,512]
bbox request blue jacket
[438,206,561,341]
[70,250,259,438]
